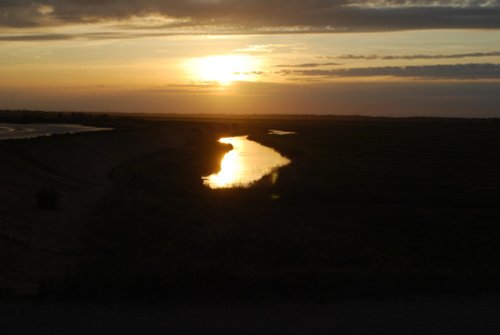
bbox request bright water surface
[202,136,291,189]
[268,129,297,135]
[0,123,111,140]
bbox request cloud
[0,33,73,41]
[275,62,341,68]
[0,31,184,41]
[333,51,500,60]
[0,0,499,33]
[279,63,500,79]
[234,44,300,54]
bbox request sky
[1,0,500,116]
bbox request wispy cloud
[235,44,285,53]
[0,33,73,41]
[0,31,182,41]
[279,63,500,79]
[275,62,341,68]
[331,51,500,60]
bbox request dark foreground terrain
[2,295,500,335]
[1,113,500,333]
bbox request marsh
[1,115,500,335]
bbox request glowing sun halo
[191,55,259,85]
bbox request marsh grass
[3,116,500,299]
[36,188,62,210]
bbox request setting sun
[190,55,260,85]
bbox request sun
[190,55,259,86]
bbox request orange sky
[1,1,500,116]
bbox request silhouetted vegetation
[0,109,117,127]
[36,188,62,210]
[2,114,500,301]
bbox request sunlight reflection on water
[268,129,297,135]
[202,136,291,189]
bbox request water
[0,123,112,141]
[202,136,291,189]
[268,129,297,135]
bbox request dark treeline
[0,110,111,124]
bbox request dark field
[2,114,500,303]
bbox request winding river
[202,136,291,189]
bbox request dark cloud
[333,51,500,60]
[280,63,500,79]
[0,0,499,33]
[0,31,180,41]
[0,33,73,41]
